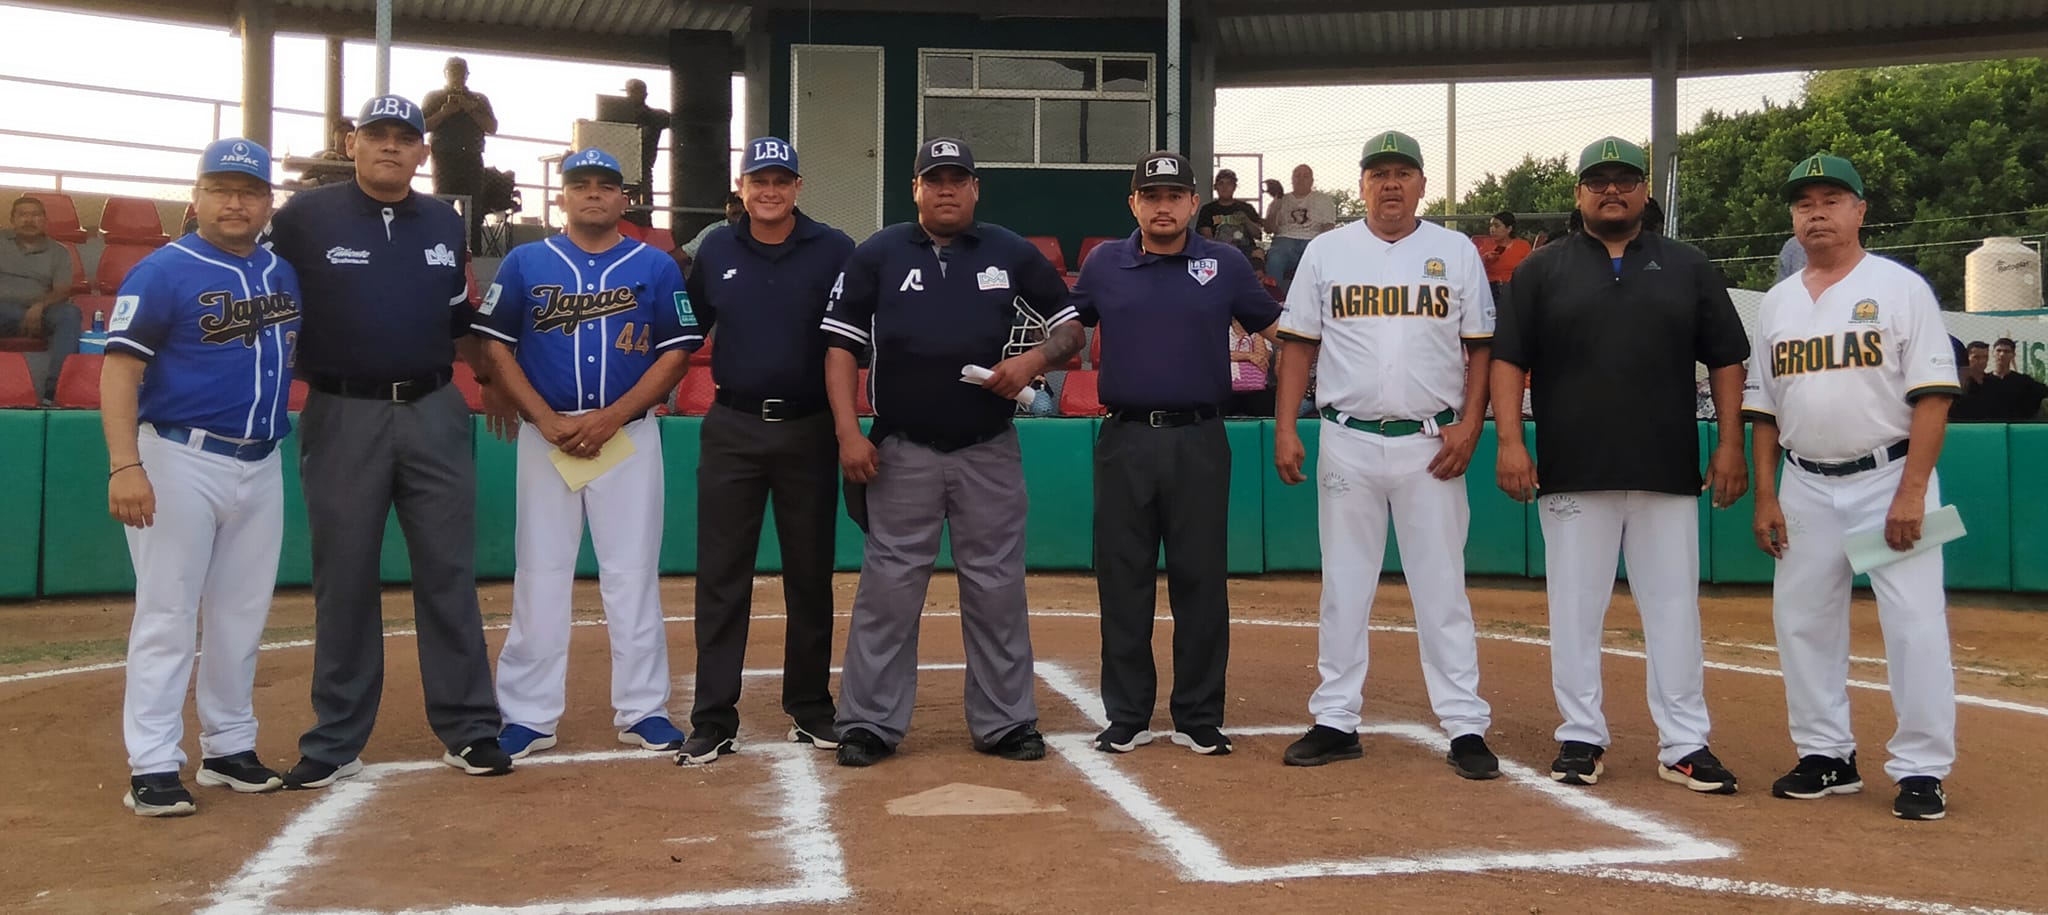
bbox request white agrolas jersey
[1742,254,1961,462]
[1277,219,1493,420]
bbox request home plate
[886,783,1067,817]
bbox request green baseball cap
[1577,136,1648,175]
[1782,153,1865,201]
[1360,131,1424,170]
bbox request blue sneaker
[619,716,686,751]
[500,724,557,760]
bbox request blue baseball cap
[561,148,624,182]
[198,137,273,185]
[915,137,975,177]
[741,137,800,176]
[357,94,425,135]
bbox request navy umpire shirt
[822,221,1073,449]
[1072,230,1281,410]
[687,209,855,402]
[1493,230,1749,496]
[268,180,472,385]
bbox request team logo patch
[1850,298,1880,323]
[751,138,792,162]
[326,246,370,265]
[1544,495,1582,521]
[673,290,695,322]
[479,283,502,316]
[110,295,139,333]
[722,268,738,280]
[1188,257,1218,286]
[898,269,924,292]
[976,266,1011,291]
[367,96,415,120]
[424,243,458,267]
[1146,156,1179,177]
[1805,156,1828,177]
[1423,258,1445,279]
[931,140,961,158]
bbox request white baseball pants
[1773,461,1953,782]
[1309,424,1491,738]
[122,429,283,775]
[496,415,672,734]
[1538,490,1711,766]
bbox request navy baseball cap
[198,137,273,185]
[741,137,800,176]
[357,94,425,135]
[1133,151,1196,191]
[561,148,624,183]
[915,137,975,177]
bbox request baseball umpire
[1492,136,1750,794]
[474,148,699,759]
[104,139,300,816]
[820,137,1081,767]
[1746,154,1960,820]
[267,95,512,785]
[1078,150,1279,757]
[676,137,856,766]
[1273,131,1501,779]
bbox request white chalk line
[198,742,848,915]
[1571,866,2040,915]
[1703,637,2044,681]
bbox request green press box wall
[18,414,2048,597]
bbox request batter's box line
[196,744,849,915]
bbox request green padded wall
[40,410,133,595]
[1223,420,1266,574]
[1467,422,1528,576]
[1708,424,1776,585]
[1018,417,1097,569]
[659,417,702,574]
[276,426,312,587]
[0,411,46,597]
[473,417,517,580]
[1938,423,2011,590]
[2011,424,2048,592]
[1259,419,1404,574]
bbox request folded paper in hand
[959,363,1039,407]
[548,433,637,492]
[1844,504,1964,575]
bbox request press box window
[920,51,1155,168]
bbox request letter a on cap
[1602,139,1620,161]
[1382,135,1402,153]
[1806,156,1827,177]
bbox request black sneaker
[1283,725,1362,767]
[675,729,737,766]
[1893,776,1947,821]
[836,727,895,767]
[123,772,196,817]
[789,716,840,750]
[1550,741,1605,786]
[1771,753,1863,800]
[1660,747,1739,794]
[1094,723,1154,754]
[1169,725,1232,756]
[983,724,1048,761]
[442,737,514,776]
[1446,734,1501,780]
[282,755,365,790]
[196,751,283,793]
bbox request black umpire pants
[1094,416,1231,730]
[689,403,839,737]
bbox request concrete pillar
[325,36,345,139]
[1650,0,1681,234]
[238,0,275,145]
[669,29,736,240]
[743,5,772,141]
[1188,31,1217,197]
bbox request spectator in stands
[1265,164,1336,291]
[1532,229,1552,249]
[422,57,497,253]
[680,194,744,258]
[1224,319,1275,417]
[1248,247,1283,302]
[1196,168,1264,256]
[1777,235,1807,282]
[1950,341,2000,422]
[0,196,81,403]
[1991,337,2046,419]
[621,80,670,206]
[297,118,357,188]
[1474,211,1531,303]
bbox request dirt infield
[2,574,2045,914]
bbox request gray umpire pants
[835,429,1039,749]
[297,383,500,763]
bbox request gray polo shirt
[0,231,67,307]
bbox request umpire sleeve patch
[674,290,696,323]
[110,295,140,332]
[479,283,503,316]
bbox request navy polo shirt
[821,220,1074,447]
[686,209,855,401]
[268,180,472,384]
[1072,230,1280,409]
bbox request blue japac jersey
[106,234,303,441]
[472,235,702,412]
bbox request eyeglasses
[1579,176,1643,194]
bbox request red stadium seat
[1087,327,1102,369]
[74,295,115,330]
[675,370,715,415]
[1077,236,1118,269]
[451,361,486,411]
[689,335,713,366]
[0,353,37,407]
[288,379,309,412]
[95,243,155,295]
[1057,369,1105,416]
[62,241,90,294]
[617,219,648,241]
[54,353,105,408]
[1025,236,1066,274]
[26,192,87,243]
[100,197,170,247]
[856,368,874,416]
[0,338,42,353]
[644,228,676,253]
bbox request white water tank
[1965,236,2042,312]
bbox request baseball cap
[741,137,800,176]
[1133,151,1196,191]
[198,137,272,185]
[1360,131,1424,170]
[1782,153,1865,201]
[914,137,975,177]
[561,148,624,183]
[1577,136,1648,175]
[357,94,426,135]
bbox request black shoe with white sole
[1446,734,1501,780]
[124,772,196,817]
[1771,753,1863,800]
[1283,725,1362,767]
[1550,741,1605,785]
[835,727,895,767]
[675,729,737,766]
[1094,723,1154,754]
[197,751,283,793]
[442,738,514,776]
[983,724,1048,761]
[1893,776,1947,821]
[1169,725,1233,756]
[1659,747,1739,794]
[282,755,365,790]
[789,717,839,750]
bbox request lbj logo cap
[741,137,800,176]
[915,137,976,177]
[198,137,273,185]
[1782,153,1865,201]
[357,94,426,135]
[561,148,624,182]
[1132,150,1195,191]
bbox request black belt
[305,368,452,403]
[153,424,278,461]
[1790,440,1910,477]
[1107,405,1218,428]
[714,390,827,422]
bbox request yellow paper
[548,432,637,492]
